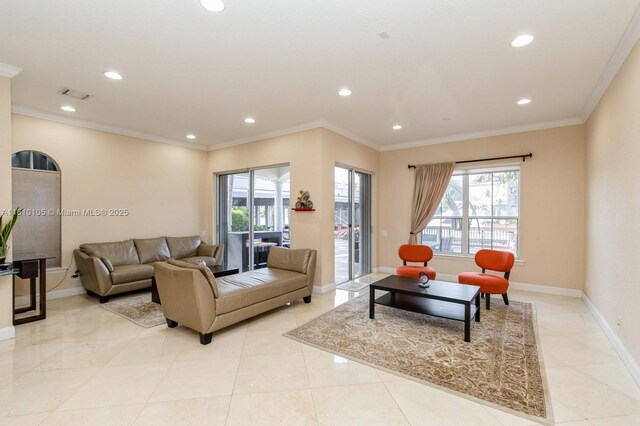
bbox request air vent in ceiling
[58,87,92,101]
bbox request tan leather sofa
[154,247,317,344]
[74,236,223,303]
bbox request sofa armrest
[198,243,224,266]
[73,249,114,296]
[99,257,114,272]
[154,263,217,334]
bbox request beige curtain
[409,162,456,245]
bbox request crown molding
[207,119,379,152]
[206,120,327,151]
[11,106,584,155]
[0,63,22,78]
[379,118,584,152]
[11,105,207,151]
[320,121,380,151]
[580,4,640,121]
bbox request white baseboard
[313,283,336,295]
[435,272,583,298]
[509,281,583,298]
[47,286,86,300]
[582,293,640,387]
[377,268,583,298]
[378,267,395,274]
[15,285,85,305]
[0,326,15,342]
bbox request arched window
[12,150,59,172]
[11,150,61,267]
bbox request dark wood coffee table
[369,276,481,342]
[151,265,240,304]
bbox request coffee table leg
[475,293,480,322]
[369,289,375,319]
[464,303,470,342]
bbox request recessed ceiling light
[338,88,352,97]
[244,117,255,124]
[60,105,76,112]
[104,71,123,80]
[511,34,534,48]
[200,0,225,12]
[517,98,532,105]
[186,134,197,140]
[392,124,402,130]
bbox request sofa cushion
[267,247,310,274]
[166,236,201,260]
[134,237,171,264]
[167,259,218,297]
[179,256,216,267]
[80,239,140,266]
[110,264,154,285]
[215,268,307,314]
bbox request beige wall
[585,40,640,364]
[207,129,324,285]
[379,125,586,290]
[320,130,379,285]
[206,128,380,289]
[0,77,13,335]
[11,114,209,293]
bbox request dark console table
[12,252,53,325]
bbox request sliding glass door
[334,166,372,284]
[217,165,290,272]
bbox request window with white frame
[420,165,520,257]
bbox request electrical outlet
[72,273,80,280]
[617,315,622,327]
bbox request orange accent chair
[458,249,514,310]
[395,245,437,280]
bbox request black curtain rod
[408,153,532,169]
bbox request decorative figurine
[295,190,314,210]
[418,271,430,288]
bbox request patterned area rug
[285,293,552,425]
[100,293,165,328]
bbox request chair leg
[166,318,178,328]
[303,295,312,303]
[200,332,214,345]
[485,293,490,310]
[480,293,484,299]
[502,293,509,305]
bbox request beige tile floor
[0,274,639,425]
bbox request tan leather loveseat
[154,247,317,345]
[74,236,223,303]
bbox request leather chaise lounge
[74,236,223,303]
[154,247,317,344]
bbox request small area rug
[100,293,165,328]
[336,280,369,292]
[285,293,552,425]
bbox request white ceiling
[1,0,639,151]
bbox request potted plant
[0,208,22,265]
